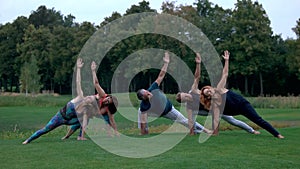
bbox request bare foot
[277,134,284,139]
[61,136,68,140]
[22,140,28,145]
[77,136,88,141]
[252,130,261,135]
[204,129,213,135]
[212,129,219,136]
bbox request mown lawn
[0,95,300,169]
[1,127,299,169]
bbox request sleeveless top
[96,94,110,124]
[186,91,209,115]
[221,90,249,115]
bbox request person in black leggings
[200,50,284,138]
[176,52,260,135]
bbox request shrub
[247,96,300,108]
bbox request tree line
[0,0,299,96]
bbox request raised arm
[91,61,106,97]
[216,50,230,90]
[191,53,201,91]
[76,58,84,98]
[155,52,170,86]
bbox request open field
[0,95,300,168]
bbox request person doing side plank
[61,61,119,140]
[22,59,118,144]
[176,52,260,135]
[200,51,284,138]
[136,52,212,135]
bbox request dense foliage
[0,0,299,95]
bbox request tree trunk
[244,76,248,95]
[9,77,13,92]
[3,75,8,92]
[51,79,53,91]
[131,79,135,92]
[259,72,264,96]
[148,74,152,86]
[15,78,20,92]
[25,80,28,96]
[59,84,62,94]
[250,80,254,96]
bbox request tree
[95,1,158,92]
[17,24,53,91]
[124,0,156,15]
[99,12,122,28]
[20,55,42,96]
[0,23,15,92]
[0,16,29,92]
[226,0,274,95]
[48,25,76,93]
[287,18,300,80]
[28,5,64,29]
[63,14,76,27]
[292,18,300,39]
[1,1,299,96]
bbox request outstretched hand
[163,52,170,64]
[77,58,84,68]
[222,50,230,60]
[91,61,97,71]
[195,53,201,64]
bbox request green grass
[0,94,71,107]
[1,128,299,169]
[0,95,300,168]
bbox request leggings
[138,107,206,132]
[221,115,254,133]
[238,102,279,137]
[192,110,255,133]
[69,114,110,137]
[26,112,80,143]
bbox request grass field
[0,95,300,169]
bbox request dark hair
[176,92,182,103]
[136,89,144,100]
[108,95,118,114]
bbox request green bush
[1,93,299,109]
[247,96,300,108]
[0,94,71,107]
